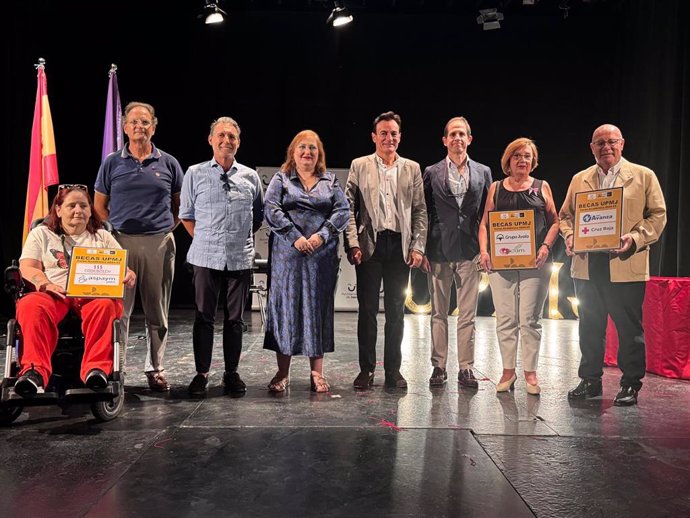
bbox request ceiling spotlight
[476,8,504,30]
[327,1,353,27]
[203,0,227,24]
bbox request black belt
[377,229,401,236]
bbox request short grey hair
[210,116,241,137]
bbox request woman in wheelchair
[14,184,136,397]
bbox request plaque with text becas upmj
[66,247,128,298]
[573,187,623,253]
[489,209,537,270]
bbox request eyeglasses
[592,138,622,148]
[58,184,88,192]
[511,153,533,161]
[219,172,231,192]
[126,119,153,128]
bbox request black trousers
[192,266,251,374]
[574,253,646,389]
[355,231,410,374]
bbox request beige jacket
[344,153,427,262]
[559,158,666,282]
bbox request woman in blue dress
[263,130,349,393]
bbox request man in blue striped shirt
[180,117,264,396]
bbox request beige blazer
[559,158,666,282]
[344,153,427,262]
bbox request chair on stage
[249,254,269,329]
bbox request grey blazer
[344,153,427,262]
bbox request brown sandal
[310,373,330,393]
[268,373,290,393]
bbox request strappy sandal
[268,373,290,393]
[310,373,330,393]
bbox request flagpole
[102,64,123,160]
[23,57,59,244]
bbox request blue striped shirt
[180,159,264,271]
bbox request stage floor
[2,310,690,517]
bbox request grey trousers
[488,268,550,372]
[428,260,480,370]
[116,232,176,373]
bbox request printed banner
[489,209,537,270]
[66,247,127,298]
[573,187,623,252]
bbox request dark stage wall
[2,0,689,316]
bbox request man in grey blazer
[345,111,427,389]
[422,116,492,388]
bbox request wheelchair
[0,259,125,426]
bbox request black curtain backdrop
[2,0,688,317]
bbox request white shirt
[20,225,121,288]
[597,159,623,189]
[375,154,400,232]
[446,156,469,209]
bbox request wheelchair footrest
[1,383,121,406]
[1,388,60,407]
[64,384,120,404]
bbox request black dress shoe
[384,371,407,389]
[188,374,208,396]
[353,371,374,389]
[613,386,639,406]
[567,378,602,399]
[458,369,478,389]
[85,368,108,390]
[223,371,247,394]
[15,369,44,397]
[429,367,447,386]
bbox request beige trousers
[488,268,550,371]
[428,260,480,370]
[115,232,176,373]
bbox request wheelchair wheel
[91,389,124,422]
[0,404,23,426]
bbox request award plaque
[573,187,623,252]
[66,247,128,298]
[489,209,537,270]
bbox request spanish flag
[22,60,59,244]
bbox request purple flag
[101,64,123,160]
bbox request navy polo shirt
[95,144,184,234]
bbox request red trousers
[16,293,123,386]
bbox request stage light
[476,8,504,30]
[327,1,353,27]
[203,0,227,24]
[478,272,490,292]
[547,262,564,319]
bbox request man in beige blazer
[559,124,666,406]
[345,111,427,389]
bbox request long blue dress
[263,170,350,356]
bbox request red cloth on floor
[16,293,123,386]
[605,276,690,380]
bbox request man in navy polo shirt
[179,116,263,396]
[95,101,184,391]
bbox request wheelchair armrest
[3,260,24,297]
